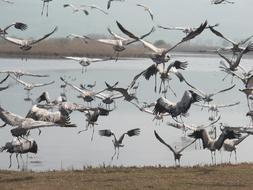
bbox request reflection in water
[0,55,252,171]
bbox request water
[0,54,252,171]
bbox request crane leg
[8,154,13,168]
[16,153,20,169]
[158,80,163,94]
[117,148,120,160]
[234,150,237,163]
[111,147,116,161]
[229,152,232,163]
[91,127,95,141]
[168,83,177,97]
[46,3,49,17]
[41,2,45,15]
[154,75,157,93]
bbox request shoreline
[1,51,253,60]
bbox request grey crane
[84,23,154,59]
[80,107,114,141]
[95,91,123,109]
[153,90,202,121]
[158,23,218,35]
[0,70,49,78]
[129,60,187,94]
[154,130,196,167]
[25,105,76,128]
[188,126,241,164]
[223,134,249,163]
[130,101,169,125]
[217,42,253,76]
[0,26,57,51]
[105,81,138,103]
[239,75,253,109]
[0,138,38,168]
[63,56,110,73]
[60,77,107,105]
[63,4,89,15]
[99,128,140,160]
[9,75,54,101]
[80,4,108,15]
[209,27,253,55]
[194,102,240,120]
[183,77,235,104]
[117,20,207,66]
[211,0,234,4]
[0,105,75,138]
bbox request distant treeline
[0,38,220,59]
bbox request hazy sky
[1,0,253,45]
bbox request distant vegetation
[0,38,219,59]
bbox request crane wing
[211,84,235,96]
[0,105,25,126]
[178,139,196,153]
[209,27,236,45]
[165,21,207,53]
[33,81,55,88]
[1,36,24,46]
[0,74,9,84]
[30,26,58,45]
[154,130,176,154]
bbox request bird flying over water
[118,21,207,65]
[1,26,58,51]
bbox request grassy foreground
[0,164,253,190]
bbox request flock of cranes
[1,0,253,170]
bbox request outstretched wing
[107,27,126,41]
[99,129,114,137]
[30,26,58,45]
[0,105,25,126]
[126,128,140,137]
[153,97,174,115]
[3,22,27,33]
[211,84,235,96]
[154,130,176,154]
[178,139,196,153]
[116,21,139,40]
[0,85,9,92]
[33,81,55,88]
[216,101,240,108]
[165,21,208,53]
[0,74,9,84]
[209,26,236,45]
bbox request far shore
[2,38,252,60]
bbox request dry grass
[0,163,253,190]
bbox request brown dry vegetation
[0,38,218,59]
[1,163,253,190]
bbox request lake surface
[0,54,252,171]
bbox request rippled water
[0,54,252,171]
